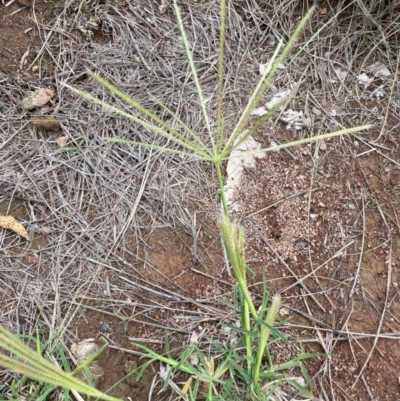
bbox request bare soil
[1,1,400,400]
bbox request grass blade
[216,0,227,152]
[65,83,210,159]
[224,125,371,161]
[225,7,315,157]
[172,0,214,152]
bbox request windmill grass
[0,0,371,399]
[64,1,368,398]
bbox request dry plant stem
[349,190,367,299]
[279,240,356,293]
[301,288,329,356]
[351,210,393,387]
[105,152,155,259]
[376,49,400,140]
[216,162,229,218]
[246,188,322,218]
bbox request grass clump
[0,327,118,401]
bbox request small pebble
[99,321,111,333]
[319,141,327,151]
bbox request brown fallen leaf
[31,116,60,132]
[0,216,30,240]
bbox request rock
[124,360,138,386]
[99,321,112,333]
[21,88,54,110]
[56,136,68,147]
[302,117,311,128]
[319,141,327,151]
[31,116,60,131]
[71,339,104,387]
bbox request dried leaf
[56,136,68,147]
[21,88,54,110]
[31,116,60,132]
[0,216,29,240]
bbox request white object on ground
[368,61,391,77]
[225,133,265,212]
[259,62,285,76]
[280,109,303,130]
[357,73,373,87]
[251,90,291,117]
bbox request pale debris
[358,73,374,87]
[265,89,291,110]
[328,68,348,83]
[251,90,291,117]
[225,133,265,212]
[21,88,54,110]
[370,84,386,99]
[250,89,304,130]
[259,62,285,76]
[280,109,303,130]
[70,339,104,386]
[357,62,391,90]
[367,61,391,77]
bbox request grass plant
[0,327,119,401]
[0,0,372,400]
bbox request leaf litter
[0,216,29,240]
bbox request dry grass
[1,0,400,399]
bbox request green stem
[241,297,252,374]
[252,295,281,386]
[215,161,229,219]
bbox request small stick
[16,145,40,164]
[0,190,46,205]
[191,212,198,264]
[0,86,20,105]
[200,74,218,85]
[247,188,322,218]
[106,152,155,259]
[349,191,367,299]
[351,212,393,388]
